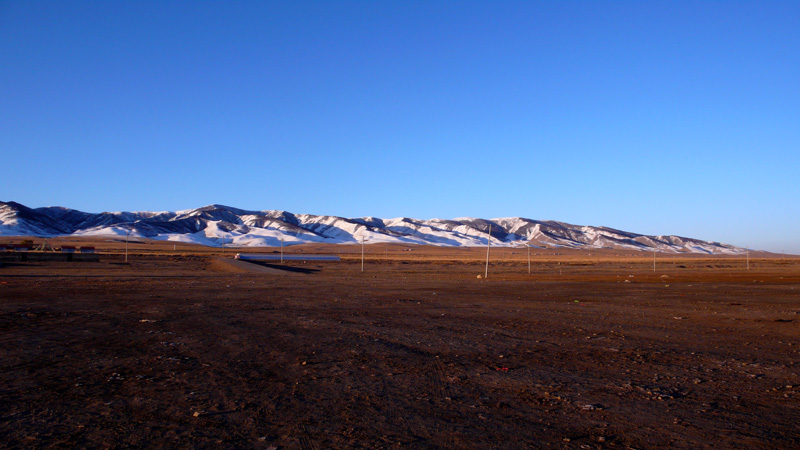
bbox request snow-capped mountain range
[0,201,744,254]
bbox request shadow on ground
[242,260,319,274]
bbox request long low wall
[0,252,100,262]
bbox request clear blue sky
[1,1,798,253]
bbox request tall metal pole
[653,248,656,272]
[527,244,531,275]
[485,224,491,279]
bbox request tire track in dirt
[430,357,457,447]
[431,357,451,399]
[379,370,431,446]
[352,331,461,446]
[297,424,316,450]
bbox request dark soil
[1,253,799,449]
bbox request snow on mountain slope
[0,201,746,254]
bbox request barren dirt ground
[1,244,799,449]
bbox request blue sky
[1,1,798,253]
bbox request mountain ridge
[0,201,745,254]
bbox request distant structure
[0,244,98,262]
[32,240,56,252]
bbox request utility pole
[125,229,131,263]
[361,235,366,272]
[485,224,492,279]
[653,248,656,272]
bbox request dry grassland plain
[1,238,799,449]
